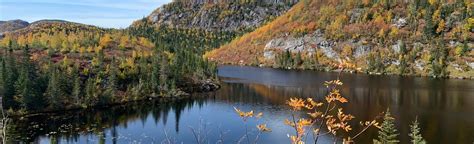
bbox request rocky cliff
[207,0,474,78]
[131,0,298,32]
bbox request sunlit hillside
[207,0,473,78]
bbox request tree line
[0,31,217,113]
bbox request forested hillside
[0,0,300,114]
[207,0,474,78]
[0,20,217,114]
[129,0,298,54]
[0,20,29,34]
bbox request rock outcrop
[132,0,298,32]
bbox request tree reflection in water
[4,66,474,143]
[5,96,210,143]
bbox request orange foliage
[206,0,328,64]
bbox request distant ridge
[0,19,29,34]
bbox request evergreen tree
[105,57,119,101]
[374,109,400,144]
[159,54,169,93]
[367,52,384,73]
[1,48,18,109]
[423,7,435,38]
[150,55,160,95]
[45,65,64,109]
[285,50,293,68]
[429,39,448,77]
[71,64,82,106]
[15,45,45,110]
[409,118,426,144]
[398,55,408,75]
[294,51,302,67]
[84,78,97,107]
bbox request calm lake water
[8,65,474,143]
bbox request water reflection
[6,65,474,143]
[7,98,210,143]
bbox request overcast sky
[0,0,171,28]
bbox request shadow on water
[6,97,211,143]
[6,65,474,143]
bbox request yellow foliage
[287,98,306,110]
[99,34,112,48]
[378,28,386,38]
[256,124,271,132]
[374,15,385,25]
[87,46,94,53]
[234,107,254,118]
[436,19,445,33]
[389,27,399,38]
[119,35,129,49]
[326,14,347,39]
[91,57,99,66]
[432,9,441,22]
[342,45,353,58]
[465,18,474,31]
[79,46,86,56]
[139,37,154,48]
[17,35,27,46]
[0,35,12,47]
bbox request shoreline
[219,64,474,80]
[4,80,221,118]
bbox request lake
[7,65,474,143]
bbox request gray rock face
[173,0,299,5]
[391,40,404,54]
[446,11,463,31]
[394,18,407,28]
[144,1,297,31]
[468,62,474,69]
[263,29,382,61]
[263,37,311,59]
[263,30,340,61]
[349,8,364,23]
[354,44,371,58]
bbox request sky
[0,0,172,28]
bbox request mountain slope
[207,0,474,78]
[131,0,298,32]
[0,19,29,34]
[128,0,298,55]
[0,19,154,67]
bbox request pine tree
[105,57,119,101]
[84,78,97,107]
[15,45,44,110]
[374,109,400,144]
[159,54,169,93]
[294,51,302,67]
[71,64,82,106]
[2,48,18,109]
[423,7,435,38]
[150,55,160,95]
[429,39,448,77]
[409,118,426,144]
[398,55,408,75]
[45,65,64,109]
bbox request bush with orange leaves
[284,61,381,144]
[234,107,272,144]
[233,61,381,144]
